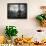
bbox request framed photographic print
[7,3,27,19]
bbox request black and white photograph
[7,3,27,19]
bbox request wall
[0,0,46,38]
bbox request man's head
[40,6,46,14]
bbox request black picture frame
[7,3,27,19]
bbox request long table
[14,43,46,46]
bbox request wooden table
[14,43,46,46]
